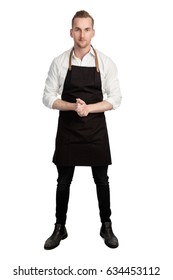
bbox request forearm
[52,99,113,117]
[52,99,76,111]
[87,100,113,113]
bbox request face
[70,17,95,49]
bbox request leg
[91,166,119,249]
[44,166,75,250]
[91,166,111,223]
[56,166,75,225]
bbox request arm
[101,56,122,109]
[43,58,59,109]
[75,55,121,116]
[43,58,77,111]
[87,100,113,112]
[52,99,77,111]
[43,57,73,110]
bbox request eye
[74,28,80,32]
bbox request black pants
[55,166,112,225]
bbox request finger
[76,98,81,103]
[76,98,85,104]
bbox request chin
[77,42,89,49]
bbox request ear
[70,29,73,38]
[92,29,95,38]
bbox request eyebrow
[74,27,92,30]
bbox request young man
[43,10,122,249]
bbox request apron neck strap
[68,45,100,72]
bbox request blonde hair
[72,10,94,28]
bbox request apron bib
[53,48,112,166]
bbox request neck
[73,45,91,60]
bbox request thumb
[76,98,85,104]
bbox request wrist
[68,102,76,111]
[87,104,92,114]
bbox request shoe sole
[44,232,68,250]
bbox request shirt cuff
[42,96,59,109]
[106,96,122,110]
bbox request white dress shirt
[43,47,122,110]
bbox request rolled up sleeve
[43,58,60,109]
[104,58,122,109]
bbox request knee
[93,175,109,186]
[57,176,73,186]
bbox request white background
[0,0,172,279]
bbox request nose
[80,30,85,38]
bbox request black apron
[53,48,112,166]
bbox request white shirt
[43,47,122,109]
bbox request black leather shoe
[44,224,68,250]
[100,222,119,248]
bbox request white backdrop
[0,0,172,279]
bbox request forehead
[72,17,93,28]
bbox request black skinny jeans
[55,166,111,225]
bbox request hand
[75,98,90,117]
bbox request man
[43,10,122,249]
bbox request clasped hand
[75,98,89,117]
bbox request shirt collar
[72,46,95,59]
